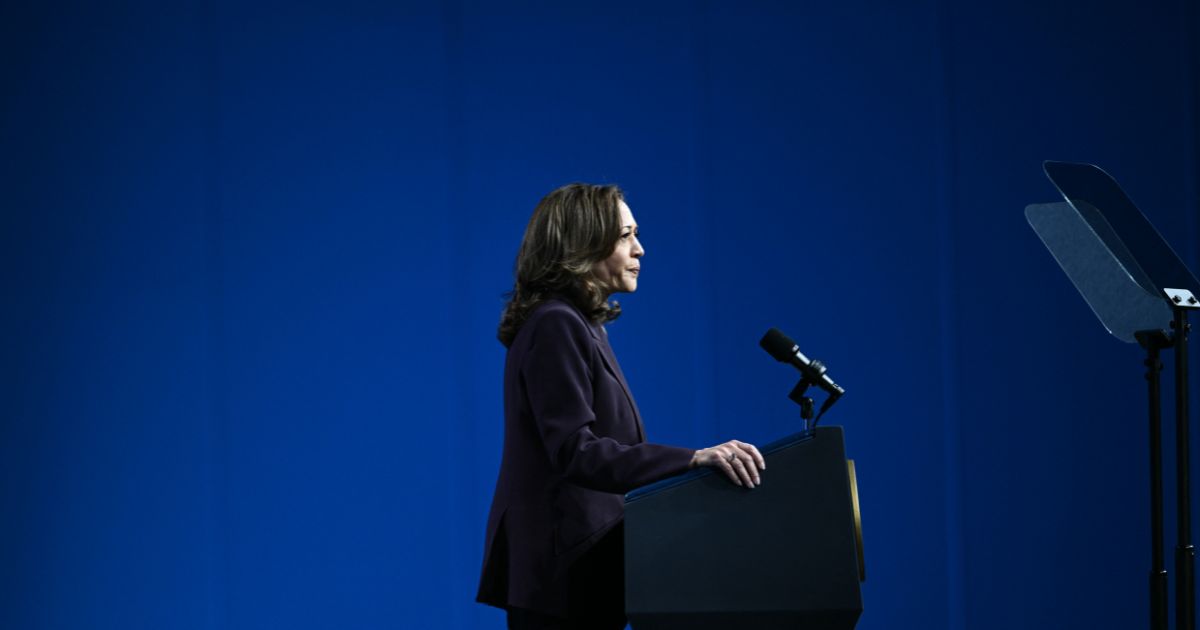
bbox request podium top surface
[626,427,833,502]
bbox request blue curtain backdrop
[2,1,1198,629]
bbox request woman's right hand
[690,440,765,488]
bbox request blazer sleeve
[521,309,695,494]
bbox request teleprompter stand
[1027,161,1200,630]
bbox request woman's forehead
[618,200,636,226]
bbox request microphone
[759,327,846,399]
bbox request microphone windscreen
[759,328,796,362]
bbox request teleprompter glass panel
[1026,201,1171,343]
[1044,161,1200,296]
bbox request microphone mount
[760,327,845,431]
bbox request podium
[624,426,864,630]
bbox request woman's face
[593,200,644,297]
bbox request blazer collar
[544,296,646,442]
[585,321,646,443]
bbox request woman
[476,183,766,630]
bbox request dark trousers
[507,525,627,630]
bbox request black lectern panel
[625,426,863,630]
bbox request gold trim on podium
[847,459,865,582]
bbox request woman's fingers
[697,440,765,488]
[739,449,761,485]
[715,451,742,486]
[733,440,766,471]
[730,453,756,487]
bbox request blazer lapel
[587,323,646,443]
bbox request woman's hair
[497,183,626,347]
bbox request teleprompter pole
[1140,330,1171,630]
[1175,306,1195,630]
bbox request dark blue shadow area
[1,1,1197,629]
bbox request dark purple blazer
[476,298,695,617]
